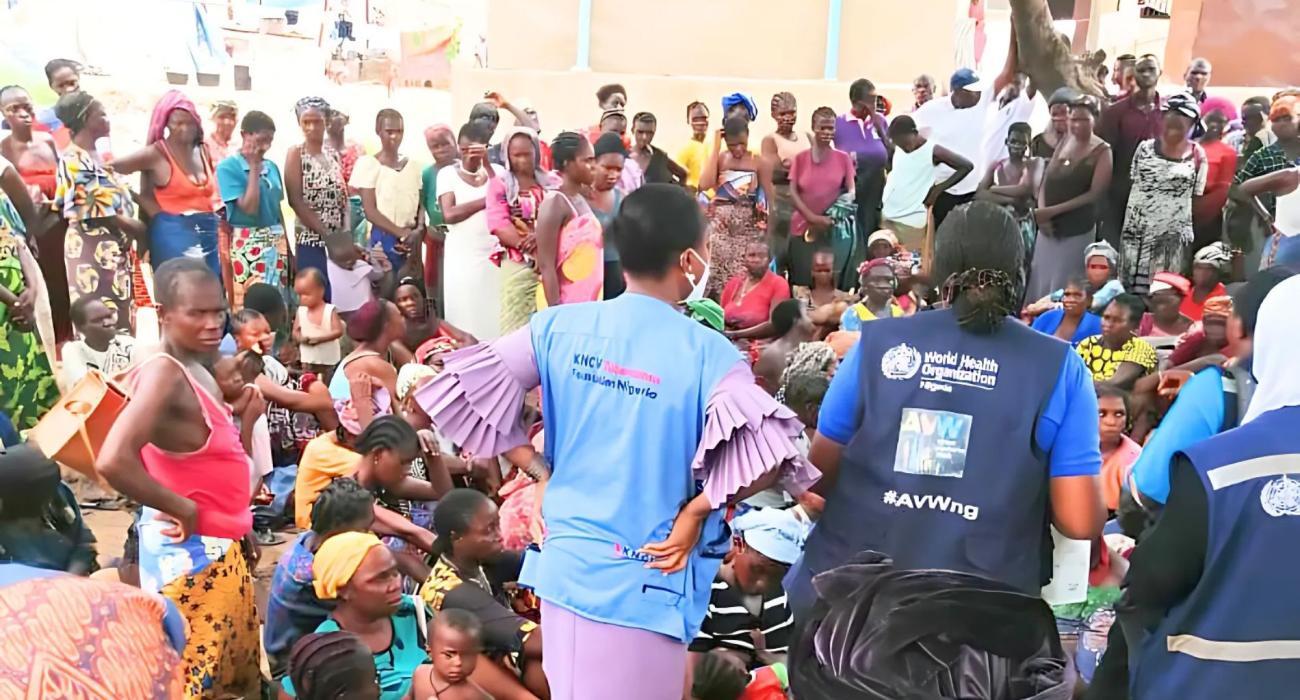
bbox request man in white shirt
[980,73,1038,171]
[912,29,1020,229]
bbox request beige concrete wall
[450,67,917,155]
[486,0,579,71]
[838,0,958,84]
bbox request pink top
[130,355,253,540]
[552,192,605,304]
[789,148,855,235]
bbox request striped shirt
[688,577,794,660]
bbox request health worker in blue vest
[1084,274,1300,700]
[412,184,820,700]
[786,201,1106,615]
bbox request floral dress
[1120,140,1207,294]
[54,143,136,333]
[0,221,58,429]
[296,148,348,280]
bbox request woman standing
[439,121,500,341]
[327,110,369,246]
[535,132,601,308]
[352,109,424,276]
[699,117,766,299]
[591,133,627,298]
[52,91,140,333]
[788,107,855,288]
[834,79,891,244]
[1192,100,1238,249]
[420,124,458,298]
[1030,88,1075,159]
[488,127,550,332]
[761,93,809,265]
[1029,96,1113,302]
[412,184,817,699]
[113,91,221,276]
[286,97,348,289]
[1120,93,1208,294]
[0,189,56,429]
[789,202,1104,615]
[205,100,238,163]
[216,110,289,307]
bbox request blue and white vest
[518,293,741,642]
[1132,405,1300,699]
[793,309,1068,608]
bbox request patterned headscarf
[210,99,237,118]
[146,90,203,145]
[1164,92,1204,138]
[1201,295,1233,319]
[396,363,437,402]
[295,96,332,120]
[1193,241,1232,270]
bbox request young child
[213,349,272,491]
[288,631,381,700]
[61,296,138,386]
[408,609,491,700]
[326,229,391,321]
[292,268,344,379]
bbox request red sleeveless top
[130,355,252,539]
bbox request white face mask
[682,249,711,303]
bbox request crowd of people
[1,44,1299,700]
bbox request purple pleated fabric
[694,363,821,508]
[412,327,539,457]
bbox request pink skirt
[541,600,688,699]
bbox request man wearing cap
[912,30,1021,229]
[1098,55,1164,247]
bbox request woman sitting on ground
[329,298,406,431]
[420,489,547,699]
[285,631,381,700]
[1030,276,1102,347]
[720,239,791,358]
[1138,271,1193,338]
[393,277,475,363]
[265,478,376,678]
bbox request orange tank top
[154,141,217,214]
[130,354,252,539]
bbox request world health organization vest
[1132,405,1300,699]
[800,309,1069,596]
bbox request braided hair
[551,131,587,170]
[288,631,377,700]
[690,650,748,700]
[354,414,419,459]
[932,201,1024,334]
[430,488,491,559]
[310,477,376,536]
[771,91,796,111]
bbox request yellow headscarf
[312,532,384,600]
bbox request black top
[642,147,675,185]
[689,576,794,666]
[1042,143,1109,238]
[1085,456,1208,700]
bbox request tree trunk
[1007,0,1106,99]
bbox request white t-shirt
[1276,168,1300,238]
[912,90,995,195]
[980,92,1036,173]
[61,335,137,386]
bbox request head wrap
[210,99,238,117]
[1149,271,1191,297]
[732,508,807,565]
[346,299,386,343]
[721,93,757,121]
[498,126,554,206]
[1201,96,1238,122]
[414,336,457,367]
[294,96,332,120]
[1201,295,1233,319]
[593,131,628,158]
[1084,241,1119,269]
[685,299,725,331]
[334,388,393,437]
[866,229,899,250]
[312,532,384,599]
[54,90,96,135]
[396,363,436,402]
[1164,92,1204,137]
[1241,275,1300,424]
[146,90,203,145]
[423,123,453,142]
[1269,95,1299,122]
[857,257,894,277]
[1193,241,1232,270]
